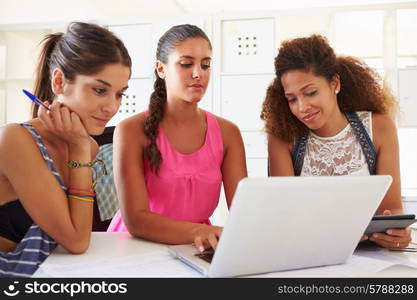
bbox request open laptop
[168,175,392,277]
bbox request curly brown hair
[260,34,398,143]
[144,24,212,174]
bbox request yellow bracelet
[68,195,94,203]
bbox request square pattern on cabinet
[222,18,275,74]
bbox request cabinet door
[221,74,273,131]
[109,24,153,79]
[0,43,5,80]
[108,78,153,126]
[247,158,268,177]
[242,131,267,158]
[222,18,275,74]
[398,68,417,126]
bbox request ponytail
[32,33,63,118]
[144,71,167,173]
[31,22,132,118]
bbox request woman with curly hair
[107,24,247,252]
[261,34,411,249]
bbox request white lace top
[301,111,373,176]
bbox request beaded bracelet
[67,159,108,175]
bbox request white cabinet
[0,84,5,124]
[242,131,267,158]
[398,68,417,127]
[247,158,268,177]
[221,74,273,131]
[219,17,275,178]
[221,18,275,74]
[109,24,153,79]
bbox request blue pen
[22,89,50,111]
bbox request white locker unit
[109,24,153,79]
[106,24,155,125]
[221,74,273,131]
[398,68,417,127]
[247,158,268,177]
[220,18,275,177]
[0,86,5,125]
[0,43,6,80]
[221,18,275,74]
[241,131,268,158]
[398,128,417,190]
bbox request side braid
[144,72,167,173]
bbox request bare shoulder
[114,112,148,146]
[372,112,397,134]
[0,123,32,149]
[213,114,241,136]
[0,123,40,174]
[211,114,243,150]
[372,113,398,149]
[267,132,293,152]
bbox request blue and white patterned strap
[345,112,377,175]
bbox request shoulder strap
[20,123,66,189]
[291,135,308,176]
[345,112,377,175]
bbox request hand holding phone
[364,214,416,236]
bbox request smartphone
[364,214,416,236]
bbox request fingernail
[198,246,204,252]
[387,230,392,235]
[373,234,379,238]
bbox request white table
[33,232,417,278]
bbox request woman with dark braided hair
[261,34,411,249]
[108,24,247,252]
[0,22,131,277]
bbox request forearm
[126,211,205,245]
[65,143,94,251]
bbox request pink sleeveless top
[108,111,224,232]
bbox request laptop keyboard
[194,249,214,263]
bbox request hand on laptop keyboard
[192,225,222,252]
[194,248,215,263]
